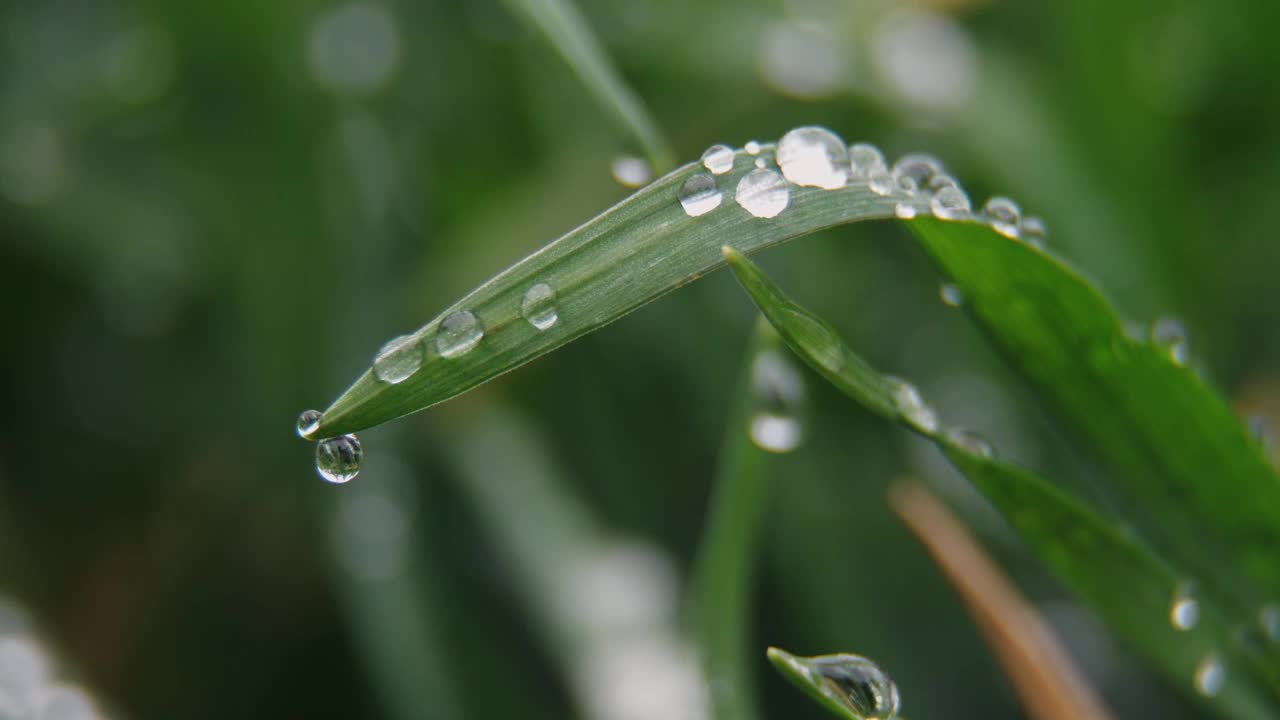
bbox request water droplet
[772,650,901,720]
[521,282,559,330]
[930,185,971,220]
[735,168,790,219]
[754,156,769,169]
[891,154,943,194]
[938,283,963,307]
[945,428,993,458]
[372,333,422,384]
[1021,215,1047,248]
[1152,317,1189,366]
[776,126,849,190]
[928,174,958,192]
[701,144,736,175]
[745,140,762,155]
[1169,583,1200,631]
[885,376,938,434]
[1259,605,1280,641]
[676,173,723,217]
[894,202,918,219]
[849,143,887,179]
[316,434,363,484]
[296,409,323,439]
[436,310,483,358]
[982,196,1022,238]
[1194,654,1225,697]
[749,349,805,453]
[610,156,651,187]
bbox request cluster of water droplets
[1159,580,1280,699]
[772,649,901,720]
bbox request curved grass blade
[502,0,674,171]
[722,246,1279,718]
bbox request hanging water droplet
[372,333,423,384]
[1194,654,1226,697]
[1259,605,1280,642]
[296,409,323,439]
[1021,215,1047,249]
[945,428,994,458]
[521,282,559,331]
[1169,582,1200,631]
[749,349,806,453]
[678,173,723,217]
[745,140,762,155]
[1151,317,1190,366]
[891,154,943,195]
[316,434,363,484]
[939,283,964,307]
[435,310,483,358]
[930,185,971,220]
[776,126,849,190]
[610,155,651,188]
[735,168,790,218]
[983,196,1022,238]
[885,376,938,434]
[770,649,901,720]
[894,202,918,219]
[702,144,736,175]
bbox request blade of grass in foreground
[722,245,1278,718]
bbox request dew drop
[754,156,769,170]
[701,144,736,175]
[1152,317,1190,366]
[930,185,971,220]
[1259,604,1280,642]
[521,282,559,331]
[928,174,958,192]
[1194,654,1225,697]
[885,376,938,434]
[316,434,363,484]
[894,202,918,220]
[983,196,1022,238]
[1021,215,1047,249]
[776,126,849,190]
[735,168,790,219]
[676,173,723,217]
[772,650,901,720]
[436,310,483,358]
[372,333,423,384]
[848,143,887,180]
[749,349,805,453]
[745,140,762,155]
[610,155,651,188]
[296,409,323,439]
[938,283,963,307]
[945,428,993,458]
[891,154,943,195]
[1169,582,1200,631]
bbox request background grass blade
[722,246,1280,718]
[501,0,675,171]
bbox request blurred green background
[3,0,1279,718]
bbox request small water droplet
[1194,654,1226,697]
[678,173,723,217]
[701,144,736,175]
[1021,215,1047,249]
[773,650,901,720]
[928,174,958,192]
[938,283,963,307]
[745,140,762,155]
[885,376,938,434]
[749,349,805,453]
[1170,582,1200,631]
[894,202,918,219]
[735,168,790,218]
[521,282,559,331]
[610,155,651,188]
[296,409,323,439]
[849,143,887,179]
[436,310,483,358]
[777,126,849,190]
[1259,605,1280,642]
[754,156,769,169]
[372,333,423,384]
[930,185,971,220]
[1152,317,1189,366]
[891,154,943,194]
[316,434,363,484]
[945,428,993,458]
[982,196,1022,238]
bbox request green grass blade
[722,246,1279,718]
[689,319,805,720]
[502,0,674,171]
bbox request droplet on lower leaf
[678,173,723,217]
[296,409,323,439]
[702,144,736,175]
[736,168,790,218]
[436,310,483,358]
[372,333,423,385]
[945,428,992,458]
[982,196,1022,238]
[316,434,363,484]
[1259,604,1280,642]
[768,648,902,720]
[930,185,971,220]
[885,376,938,434]
[777,126,849,190]
[1194,654,1225,697]
[1151,317,1189,366]
[610,155,651,187]
[1169,582,1200,631]
[749,348,806,453]
[938,283,963,307]
[521,282,559,331]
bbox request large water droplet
[436,310,483,358]
[316,434,363,484]
[1194,654,1225,697]
[749,349,805,453]
[930,185,971,220]
[938,283,964,307]
[296,409,323,439]
[945,428,993,458]
[982,196,1022,238]
[702,144,736,175]
[885,376,938,434]
[736,168,790,218]
[611,156,651,187]
[891,154,943,194]
[776,126,849,190]
[1152,317,1189,366]
[772,650,901,720]
[678,173,723,217]
[372,333,423,384]
[521,282,559,331]
[1169,582,1200,631]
